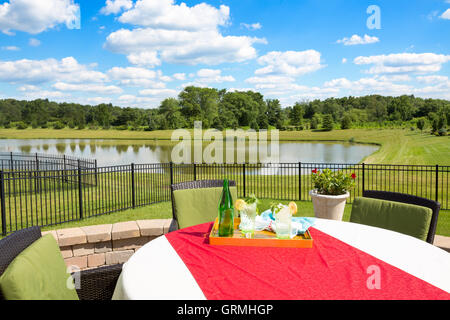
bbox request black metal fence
[0,152,96,172]
[0,162,448,235]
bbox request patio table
[112,218,450,300]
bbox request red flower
[312,168,318,174]
[351,173,356,179]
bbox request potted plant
[309,168,356,220]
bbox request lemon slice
[288,202,297,215]
[234,199,247,211]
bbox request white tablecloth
[112,219,450,300]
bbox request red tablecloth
[165,222,450,300]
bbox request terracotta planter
[309,190,350,221]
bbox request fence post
[94,159,98,186]
[243,163,246,198]
[0,171,6,236]
[362,163,365,195]
[193,163,197,181]
[298,162,302,201]
[169,162,174,186]
[78,160,83,220]
[131,163,136,209]
[435,165,439,203]
[10,152,13,171]
[35,157,40,193]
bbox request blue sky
[0,0,449,108]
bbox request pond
[0,139,379,166]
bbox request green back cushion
[173,186,238,229]
[0,234,79,300]
[350,197,432,241]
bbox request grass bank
[0,127,448,165]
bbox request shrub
[52,121,65,129]
[3,123,11,129]
[15,121,28,129]
[40,123,48,129]
[341,115,352,130]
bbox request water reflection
[0,139,378,167]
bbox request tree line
[0,86,449,135]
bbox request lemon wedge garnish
[288,202,297,215]
[234,199,247,211]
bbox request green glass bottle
[218,179,235,237]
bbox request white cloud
[241,22,262,30]
[0,57,108,84]
[336,34,379,46]
[126,51,161,67]
[100,0,133,15]
[1,45,19,51]
[0,0,80,35]
[416,75,449,84]
[105,28,266,66]
[138,88,177,96]
[255,50,325,76]
[52,82,123,94]
[29,38,41,47]
[342,58,347,64]
[172,73,186,81]
[195,69,235,83]
[107,66,172,88]
[118,0,230,31]
[441,9,450,19]
[104,0,266,66]
[354,53,450,74]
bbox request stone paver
[111,221,140,240]
[434,235,450,253]
[88,253,106,268]
[163,218,174,234]
[72,243,95,257]
[94,241,112,253]
[113,236,152,251]
[81,224,112,243]
[65,256,88,269]
[137,219,165,236]
[60,246,73,259]
[57,227,87,247]
[105,250,134,265]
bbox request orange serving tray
[209,218,313,248]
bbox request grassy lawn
[40,199,450,237]
[0,127,448,165]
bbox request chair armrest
[76,264,123,300]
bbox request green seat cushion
[350,197,432,241]
[0,234,79,300]
[173,186,238,229]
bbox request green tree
[322,114,334,131]
[416,118,426,131]
[289,103,304,126]
[341,114,352,129]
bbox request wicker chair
[0,226,122,300]
[170,179,236,231]
[362,190,441,244]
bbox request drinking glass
[275,205,292,239]
[239,202,257,238]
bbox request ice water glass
[239,202,257,238]
[275,206,292,239]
